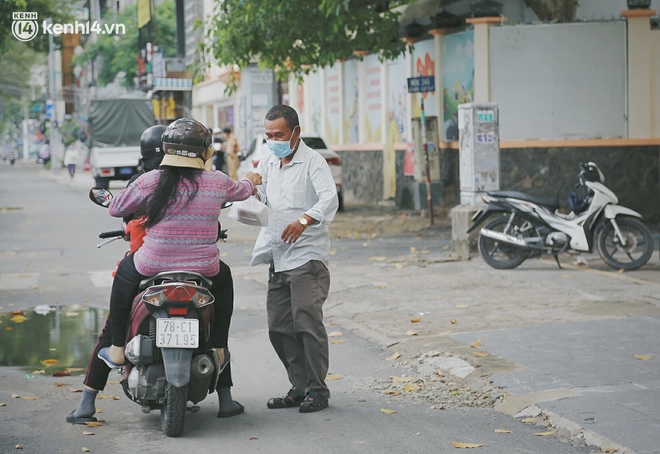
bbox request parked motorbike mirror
[89,187,113,208]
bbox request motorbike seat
[139,270,214,290]
[486,190,560,212]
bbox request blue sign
[45,101,54,120]
[407,76,435,93]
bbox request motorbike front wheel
[478,215,533,269]
[161,383,188,437]
[597,216,653,271]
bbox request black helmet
[140,125,167,159]
[161,118,212,158]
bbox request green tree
[0,0,73,55]
[524,0,579,22]
[0,40,45,135]
[198,0,412,86]
[74,1,177,88]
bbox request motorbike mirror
[89,187,113,208]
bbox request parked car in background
[238,133,344,210]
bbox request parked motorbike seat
[486,191,560,212]
[139,270,214,290]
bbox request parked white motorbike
[467,162,654,270]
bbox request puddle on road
[0,305,107,376]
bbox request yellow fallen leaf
[6,327,14,331]
[450,320,457,325]
[0,403,6,406]
[85,421,104,427]
[82,431,95,436]
[394,263,406,269]
[98,394,120,400]
[66,368,85,373]
[403,383,421,392]
[82,448,91,452]
[405,330,418,336]
[634,354,653,361]
[391,376,413,384]
[31,370,45,375]
[602,449,617,453]
[328,331,343,337]
[54,382,69,387]
[10,315,27,323]
[383,390,401,396]
[20,396,37,401]
[451,441,484,448]
[380,408,397,414]
[69,388,83,393]
[521,417,538,423]
[534,430,556,437]
[326,374,343,381]
[473,352,489,357]
[410,247,418,253]
[11,393,19,399]
[386,351,401,361]
[15,445,23,450]
[367,256,387,261]
[65,312,79,317]
[494,429,512,433]
[41,359,59,366]
[107,381,121,385]
[331,339,346,345]
[410,317,422,323]
[378,285,388,289]
[471,339,482,348]
[455,304,468,308]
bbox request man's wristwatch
[298,217,309,230]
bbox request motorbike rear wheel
[478,215,533,269]
[597,216,653,270]
[161,383,188,437]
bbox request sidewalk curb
[511,405,636,454]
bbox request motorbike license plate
[156,319,199,348]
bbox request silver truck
[89,97,155,188]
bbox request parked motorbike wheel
[161,383,187,437]
[478,215,535,269]
[597,216,653,271]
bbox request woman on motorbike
[68,119,261,424]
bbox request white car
[238,133,344,210]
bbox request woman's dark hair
[145,167,201,228]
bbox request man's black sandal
[267,388,305,409]
[299,391,328,413]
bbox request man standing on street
[250,105,339,413]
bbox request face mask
[267,139,293,158]
[267,126,298,158]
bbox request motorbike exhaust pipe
[191,354,214,377]
[480,228,529,248]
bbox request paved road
[1,162,659,453]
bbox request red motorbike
[90,187,226,437]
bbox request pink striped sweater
[108,169,254,277]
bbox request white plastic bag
[228,196,269,226]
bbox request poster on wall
[411,39,438,118]
[386,55,408,144]
[307,70,323,135]
[343,59,359,143]
[324,64,341,144]
[365,54,382,142]
[442,30,474,141]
